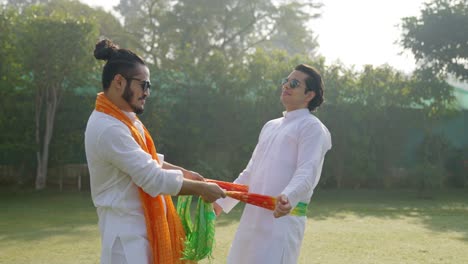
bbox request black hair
[94,39,146,91]
[294,64,324,111]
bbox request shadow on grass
[0,189,98,243]
[0,189,242,243]
[2,188,467,243]
[309,189,468,242]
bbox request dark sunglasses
[281,78,301,89]
[125,77,151,92]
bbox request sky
[80,0,430,73]
[314,0,429,73]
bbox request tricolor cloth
[175,180,249,261]
[224,191,308,216]
[176,181,308,261]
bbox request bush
[409,162,445,198]
[444,147,468,188]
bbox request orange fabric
[95,92,187,264]
[205,179,249,192]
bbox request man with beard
[215,64,332,263]
[85,39,226,264]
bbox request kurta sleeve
[98,124,183,197]
[282,123,331,207]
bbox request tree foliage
[400,0,468,81]
[259,1,322,57]
[0,7,36,169]
[15,3,99,189]
[115,0,322,68]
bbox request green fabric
[176,195,193,235]
[176,196,307,261]
[290,202,308,216]
[176,196,216,261]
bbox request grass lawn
[0,189,467,264]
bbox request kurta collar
[282,108,310,120]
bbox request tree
[7,0,130,46]
[260,0,322,57]
[18,6,98,189]
[0,6,21,83]
[115,0,322,68]
[0,7,36,180]
[400,0,468,81]
[41,0,133,48]
[399,0,464,190]
[5,0,48,11]
[1,0,133,187]
[408,68,455,117]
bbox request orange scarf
[95,92,187,263]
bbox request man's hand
[201,183,226,203]
[183,170,205,181]
[273,194,292,218]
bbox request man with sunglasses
[85,39,226,264]
[215,64,332,263]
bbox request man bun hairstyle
[94,39,146,91]
[295,64,324,111]
[94,39,119,61]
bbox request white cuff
[215,196,239,213]
[163,169,184,195]
[157,153,165,163]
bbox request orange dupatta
[95,92,187,263]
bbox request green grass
[1,189,467,264]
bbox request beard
[122,82,145,115]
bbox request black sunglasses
[281,78,301,89]
[125,77,151,92]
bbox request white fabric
[217,108,332,264]
[84,110,184,264]
[111,237,128,264]
[123,111,146,143]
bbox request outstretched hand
[183,170,205,181]
[201,183,226,203]
[273,194,292,218]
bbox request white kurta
[84,110,184,264]
[217,108,332,264]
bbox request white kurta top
[84,110,184,264]
[217,108,332,264]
